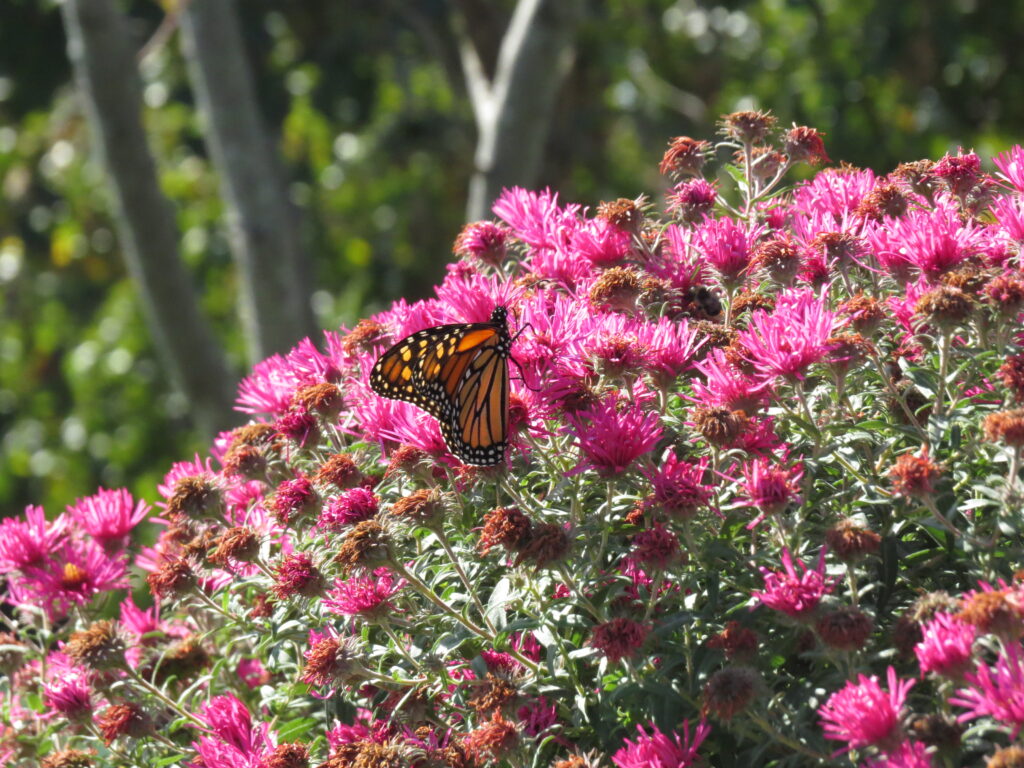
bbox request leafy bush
[3,114,1024,767]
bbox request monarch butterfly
[369,306,512,466]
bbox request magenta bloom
[693,217,760,286]
[951,643,1024,738]
[640,316,702,387]
[933,149,981,197]
[323,567,403,618]
[992,195,1024,244]
[517,696,559,738]
[818,667,914,752]
[41,652,94,719]
[667,178,717,222]
[690,349,771,414]
[271,475,317,524]
[236,658,270,689]
[737,288,839,383]
[67,488,149,550]
[645,224,709,292]
[862,740,934,768]
[914,613,975,679]
[189,694,272,768]
[492,186,580,252]
[738,456,804,527]
[753,548,833,619]
[793,166,876,219]
[868,205,984,282]
[611,720,710,768]
[566,394,662,476]
[10,538,127,620]
[647,451,713,518]
[318,488,379,531]
[570,217,632,266]
[994,144,1024,193]
[628,523,680,570]
[454,220,509,264]
[0,505,65,570]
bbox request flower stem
[747,711,830,762]
[125,666,205,728]
[435,528,497,634]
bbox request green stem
[125,666,205,728]
[435,528,497,634]
[747,711,830,762]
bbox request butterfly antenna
[510,356,540,392]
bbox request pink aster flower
[236,354,302,417]
[818,667,914,753]
[317,488,379,531]
[667,178,717,223]
[933,149,981,198]
[692,217,761,288]
[690,349,771,415]
[994,144,1024,193]
[323,567,403,619]
[793,166,877,219]
[644,224,709,293]
[41,652,94,720]
[189,694,273,768]
[611,720,710,768]
[492,187,580,252]
[453,220,509,265]
[566,393,662,476]
[570,216,632,266]
[640,316,703,388]
[433,271,521,326]
[753,548,834,619]
[585,314,652,378]
[647,451,713,519]
[627,523,680,570]
[517,696,559,738]
[237,658,270,689]
[950,643,1024,738]
[271,475,317,525]
[67,488,149,551]
[914,613,975,679]
[738,288,840,383]
[868,205,984,282]
[0,505,65,571]
[862,740,935,768]
[590,617,650,663]
[10,538,128,620]
[992,194,1024,244]
[738,456,804,528]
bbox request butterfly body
[370,306,511,466]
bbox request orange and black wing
[369,316,511,465]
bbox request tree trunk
[460,0,583,222]
[180,0,316,363]
[61,0,236,437]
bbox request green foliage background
[1,0,1021,513]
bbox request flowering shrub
[4,112,1024,767]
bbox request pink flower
[236,658,270,689]
[951,643,1024,738]
[566,393,662,476]
[492,187,580,252]
[236,354,302,417]
[647,451,713,518]
[517,696,559,738]
[914,613,975,679]
[645,224,709,293]
[570,217,632,265]
[189,694,272,768]
[271,475,317,525]
[818,667,914,752]
[868,205,985,282]
[324,567,403,618]
[994,144,1024,193]
[737,288,839,382]
[453,220,509,264]
[590,617,650,663]
[9,538,127,620]
[317,488,379,531]
[611,720,710,768]
[753,548,833,619]
[793,167,876,219]
[41,652,94,719]
[667,178,717,223]
[992,195,1024,244]
[690,349,771,414]
[738,456,803,527]
[0,505,65,570]
[693,217,761,286]
[67,488,149,550]
[862,740,935,768]
[640,316,703,387]
[933,149,981,197]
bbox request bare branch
[60,0,236,436]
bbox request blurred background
[1,0,1021,513]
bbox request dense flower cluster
[3,119,1024,767]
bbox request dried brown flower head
[908,713,963,750]
[165,475,222,518]
[479,507,533,555]
[825,520,881,562]
[597,197,645,233]
[914,285,974,329]
[389,488,444,528]
[984,271,1024,316]
[147,555,197,599]
[721,110,777,144]
[959,588,1024,639]
[335,519,392,571]
[659,136,711,176]
[815,607,874,651]
[783,125,830,165]
[211,526,260,565]
[702,666,759,720]
[999,353,1024,403]
[983,410,1024,448]
[750,235,801,284]
[229,423,279,451]
[221,444,267,479]
[153,636,210,684]
[889,450,942,498]
[41,749,95,768]
[342,319,387,357]
[589,266,644,313]
[65,620,124,670]
[706,621,758,662]
[294,382,344,419]
[96,702,150,744]
[854,182,909,221]
[515,522,570,568]
[691,407,750,448]
[316,453,364,491]
[262,743,310,768]
[465,711,518,763]
[988,745,1024,768]
[838,293,886,335]
[469,674,519,716]
[894,159,938,199]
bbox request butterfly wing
[370,319,511,465]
